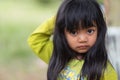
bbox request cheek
[66,37,75,45]
[89,35,97,46]
[65,36,77,47]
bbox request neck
[76,53,86,60]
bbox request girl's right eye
[70,31,78,36]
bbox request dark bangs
[63,0,100,32]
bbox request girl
[28,0,118,80]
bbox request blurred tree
[108,0,120,26]
[36,0,52,4]
[97,0,104,4]
[97,0,120,26]
[35,0,59,4]
[103,0,109,25]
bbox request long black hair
[47,0,108,80]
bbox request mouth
[76,45,89,49]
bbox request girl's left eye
[87,29,95,34]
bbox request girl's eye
[87,29,95,34]
[70,31,78,36]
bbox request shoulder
[104,61,118,80]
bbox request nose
[77,34,88,43]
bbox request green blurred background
[0,0,60,80]
[0,0,120,80]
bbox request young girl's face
[65,26,97,54]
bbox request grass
[0,0,60,80]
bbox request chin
[77,50,88,53]
[74,50,87,54]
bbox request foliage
[0,1,60,80]
[97,0,103,4]
[35,0,59,5]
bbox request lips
[76,45,89,49]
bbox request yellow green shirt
[28,16,118,80]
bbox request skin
[64,26,98,58]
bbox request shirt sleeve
[27,16,55,64]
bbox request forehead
[78,20,97,29]
[65,20,97,32]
